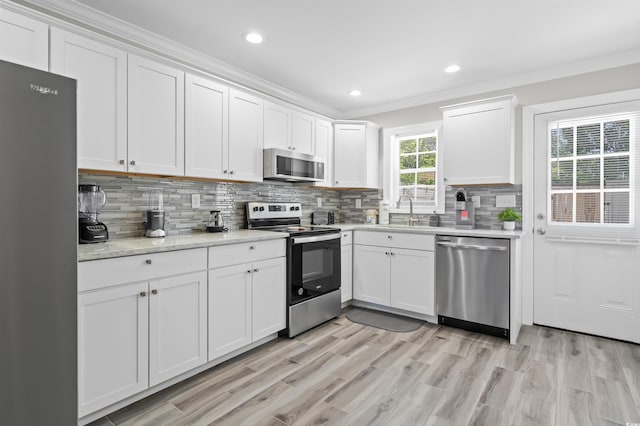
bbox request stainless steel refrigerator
[0,59,77,425]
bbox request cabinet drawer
[340,231,352,246]
[209,239,286,269]
[354,231,434,251]
[79,248,207,292]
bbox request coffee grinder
[454,189,475,229]
[78,184,109,243]
[145,189,166,238]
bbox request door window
[548,113,634,226]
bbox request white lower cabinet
[77,248,207,418]
[78,282,148,418]
[340,231,353,303]
[208,241,286,361]
[148,271,208,387]
[353,231,435,316]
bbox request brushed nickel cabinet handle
[130,160,136,166]
[151,289,158,295]
[145,259,152,265]
[253,268,258,272]
[140,291,146,297]
[247,269,252,274]
[119,159,125,165]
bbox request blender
[78,184,109,243]
[145,189,166,238]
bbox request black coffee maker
[78,184,109,243]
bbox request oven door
[289,233,341,304]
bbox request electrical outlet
[317,197,322,208]
[355,199,362,209]
[191,193,200,209]
[472,195,481,208]
[496,194,516,208]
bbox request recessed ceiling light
[349,90,362,97]
[445,64,461,73]
[244,32,263,44]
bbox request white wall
[357,63,640,183]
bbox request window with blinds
[548,113,635,226]
[396,131,438,207]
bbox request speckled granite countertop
[78,230,286,262]
[328,223,524,239]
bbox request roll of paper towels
[379,200,390,225]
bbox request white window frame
[547,112,635,228]
[383,121,445,214]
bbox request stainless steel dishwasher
[435,235,510,338]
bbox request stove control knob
[295,206,300,211]
[253,207,259,212]
[290,206,295,211]
[259,207,265,211]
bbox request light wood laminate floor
[89,312,640,426]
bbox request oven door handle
[291,233,340,244]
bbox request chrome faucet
[396,195,418,226]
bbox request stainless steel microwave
[263,148,325,182]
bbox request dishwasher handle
[436,241,508,252]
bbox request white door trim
[521,88,640,325]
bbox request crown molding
[7,0,341,118]
[342,48,640,119]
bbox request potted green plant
[498,208,522,231]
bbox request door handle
[536,228,546,235]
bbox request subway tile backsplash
[79,173,521,238]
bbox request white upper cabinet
[50,29,127,171]
[263,100,292,151]
[314,118,333,187]
[185,73,229,179]
[334,121,380,188]
[441,95,517,185]
[291,110,315,154]
[0,8,48,70]
[264,101,316,155]
[228,88,263,182]
[128,54,185,176]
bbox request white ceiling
[19,0,640,118]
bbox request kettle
[206,210,227,232]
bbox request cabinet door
[50,29,127,171]
[149,271,207,387]
[0,8,47,70]
[128,54,185,175]
[185,73,229,179]
[442,96,515,185]
[353,245,390,305]
[78,282,148,417]
[341,244,353,303]
[292,110,315,154]
[334,123,366,187]
[228,88,263,182]
[314,118,333,186]
[252,257,286,341]
[263,100,291,150]
[208,264,252,360]
[390,248,435,315]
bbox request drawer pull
[151,289,158,295]
[387,235,392,239]
[139,291,147,297]
[247,269,252,274]
[145,259,152,265]
[253,268,259,272]
[249,246,255,250]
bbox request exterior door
[533,99,640,343]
